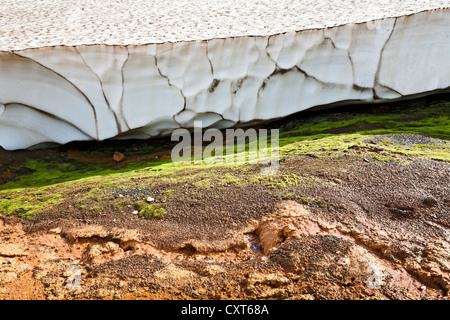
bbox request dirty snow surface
[0,0,449,50]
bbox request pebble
[49,227,62,234]
[423,196,438,207]
[113,152,126,163]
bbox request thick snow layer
[0,4,449,149]
[0,0,449,51]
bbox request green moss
[113,199,133,210]
[88,205,101,212]
[219,173,245,187]
[193,178,213,189]
[133,201,166,219]
[0,191,63,219]
[259,174,319,189]
[282,193,297,200]
[279,102,450,144]
[278,101,450,161]
[0,152,173,191]
[163,190,175,197]
[133,200,148,212]
[371,155,402,162]
[73,199,86,210]
[0,99,448,221]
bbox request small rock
[305,153,319,158]
[132,210,138,215]
[423,196,438,207]
[389,207,414,217]
[200,265,226,276]
[259,288,287,299]
[367,146,384,153]
[348,145,361,151]
[287,294,315,300]
[247,273,290,287]
[87,241,122,263]
[0,271,18,285]
[95,288,113,298]
[146,196,155,202]
[0,258,31,285]
[113,152,126,163]
[49,227,62,234]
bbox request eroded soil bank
[0,97,449,300]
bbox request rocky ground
[0,97,449,300]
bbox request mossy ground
[0,98,448,219]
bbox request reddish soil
[1,150,449,300]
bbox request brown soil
[1,148,449,300]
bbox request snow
[0,2,449,149]
[0,0,448,51]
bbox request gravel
[368,133,450,147]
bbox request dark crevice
[294,65,347,89]
[74,46,122,134]
[374,83,404,99]
[119,48,131,131]
[323,36,337,49]
[205,42,215,76]
[154,53,186,114]
[373,18,398,96]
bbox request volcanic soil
[0,97,449,300]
